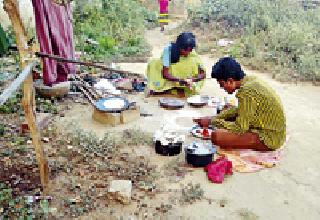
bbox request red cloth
[159,0,169,14]
[32,0,75,86]
[205,158,233,184]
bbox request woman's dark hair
[211,57,245,81]
[170,32,196,64]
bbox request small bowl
[34,80,70,98]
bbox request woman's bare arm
[162,67,187,85]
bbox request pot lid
[185,142,216,155]
[153,129,185,145]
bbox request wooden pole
[22,74,49,193]
[3,0,28,66]
[4,0,49,194]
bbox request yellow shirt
[212,76,286,150]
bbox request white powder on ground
[103,99,126,109]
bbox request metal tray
[187,95,209,107]
[95,96,131,113]
[159,98,185,110]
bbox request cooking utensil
[155,141,182,156]
[153,129,185,156]
[190,124,215,140]
[34,79,70,98]
[159,98,185,110]
[185,142,216,167]
[187,95,209,107]
[95,96,135,113]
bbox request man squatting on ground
[194,57,286,151]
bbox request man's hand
[193,116,212,128]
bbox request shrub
[0,183,50,219]
[188,0,320,81]
[73,0,156,60]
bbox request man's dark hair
[211,57,245,81]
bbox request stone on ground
[107,180,132,205]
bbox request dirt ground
[52,21,320,220]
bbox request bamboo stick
[73,75,101,99]
[36,52,143,77]
[0,62,36,105]
[77,85,96,106]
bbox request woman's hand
[186,78,193,83]
[178,79,188,86]
[191,68,206,82]
[185,78,193,87]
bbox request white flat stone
[107,180,132,205]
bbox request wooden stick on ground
[82,83,101,100]
[77,85,96,106]
[73,75,101,99]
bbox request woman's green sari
[146,51,204,96]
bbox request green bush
[0,92,22,114]
[188,0,320,81]
[0,183,50,219]
[74,0,156,60]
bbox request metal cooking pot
[155,141,182,156]
[185,143,217,167]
